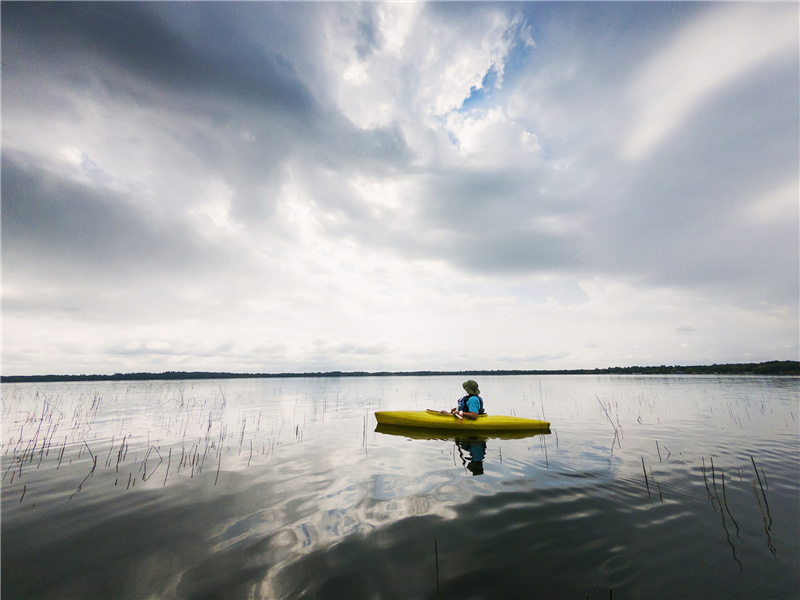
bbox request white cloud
[443,107,541,168]
[324,4,533,164]
[190,179,238,236]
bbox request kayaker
[449,379,484,420]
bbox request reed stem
[596,395,618,436]
[751,456,772,530]
[164,448,171,487]
[702,457,715,508]
[435,539,440,600]
[721,472,740,538]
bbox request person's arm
[461,411,479,420]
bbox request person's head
[467,461,484,476]
[462,380,480,396]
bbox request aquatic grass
[721,471,740,538]
[434,539,440,600]
[753,481,777,557]
[141,446,163,482]
[751,455,771,527]
[164,447,172,487]
[751,455,776,557]
[68,442,97,501]
[701,457,715,508]
[3,382,264,507]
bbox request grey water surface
[2,375,798,599]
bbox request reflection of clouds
[3,375,796,599]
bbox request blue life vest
[458,395,485,414]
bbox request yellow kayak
[374,409,550,431]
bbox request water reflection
[374,423,550,442]
[456,438,486,475]
[2,376,797,600]
[374,424,550,476]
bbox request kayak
[374,409,550,431]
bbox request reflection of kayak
[374,409,550,431]
[375,423,549,441]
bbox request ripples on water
[2,375,798,599]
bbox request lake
[2,375,798,599]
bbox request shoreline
[2,360,798,383]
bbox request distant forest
[2,360,798,383]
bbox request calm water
[2,375,798,599]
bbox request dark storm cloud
[2,1,322,232]
[1,2,319,120]
[2,2,413,233]
[1,152,227,282]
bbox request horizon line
[2,360,798,383]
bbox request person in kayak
[448,379,485,420]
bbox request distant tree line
[2,360,798,383]
[574,361,800,375]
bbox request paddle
[427,408,463,421]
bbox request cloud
[1,152,228,284]
[1,2,321,119]
[322,4,533,134]
[621,3,798,161]
[443,107,541,167]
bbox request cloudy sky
[2,2,798,376]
